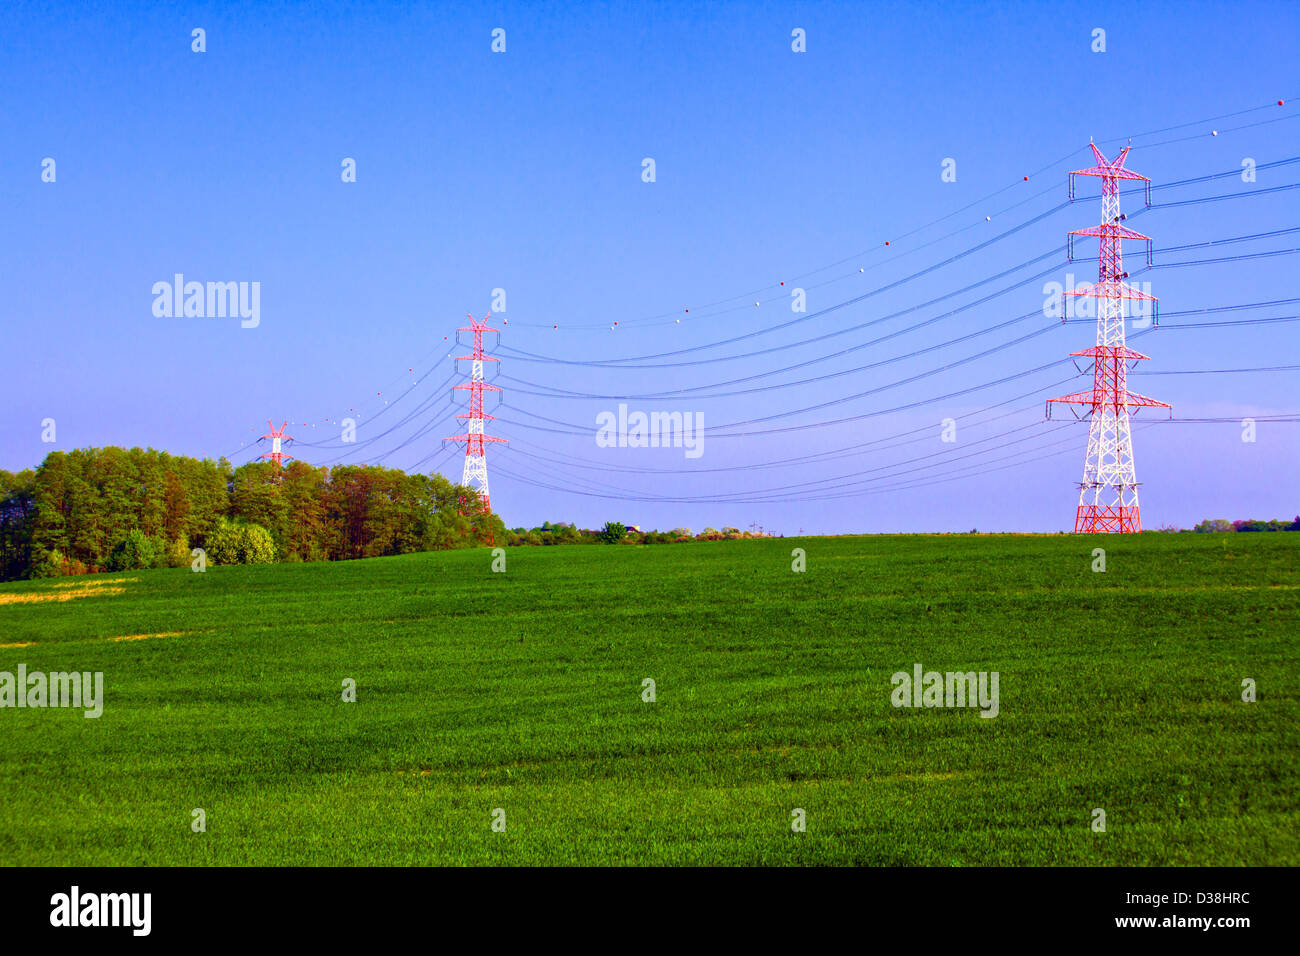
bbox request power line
[500,229,1300,402]
[502,97,1298,331]
[496,161,1300,367]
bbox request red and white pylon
[1048,144,1170,533]
[259,420,295,469]
[444,313,507,515]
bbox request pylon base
[1074,505,1141,534]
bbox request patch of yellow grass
[112,632,185,643]
[0,586,126,605]
[50,577,136,588]
[0,641,35,648]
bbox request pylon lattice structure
[1048,144,1170,533]
[444,313,506,517]
[259,420,295,469]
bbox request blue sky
[2,0,1297,533]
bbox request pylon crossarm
[1065,280,1157,301]
[1051,388,1169,409]
[1069,346,1152,360]
[1069,165,1150,182]
[1121,390,1171,409]
[1048,391,1098,405]
[1069,224,1152,242]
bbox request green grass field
[0,533,1296,866]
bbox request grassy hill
[1,533,1296,865]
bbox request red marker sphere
[1280,100,1286,106]
[885,241,890,246]
[1023,176,1029,181]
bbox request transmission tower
[259,420,295,469]
[444,313,506,517]
[1048,144,1170,533]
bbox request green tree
[4,446,501,579]
[207,518,276,565]
[107,529,157,571]
[1193,519,1234,533]
[0,469,37,580]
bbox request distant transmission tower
[444,313,506,519]
[259,420,295,469]
[1048,144,1170,533]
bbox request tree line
[1190,517,1300,533]
[0,447,505,580]
[501,521,770,546]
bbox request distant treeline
[502,521,773,546]
[1191,517,1300,533]
[0,447,505,580]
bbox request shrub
[166,538,193,568]
[107,530,157,572]
[1193,519,1233,533]
[30,548,64,578]
[599,521,627,544]
[206,518,276,565]
[243,524,276,563]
